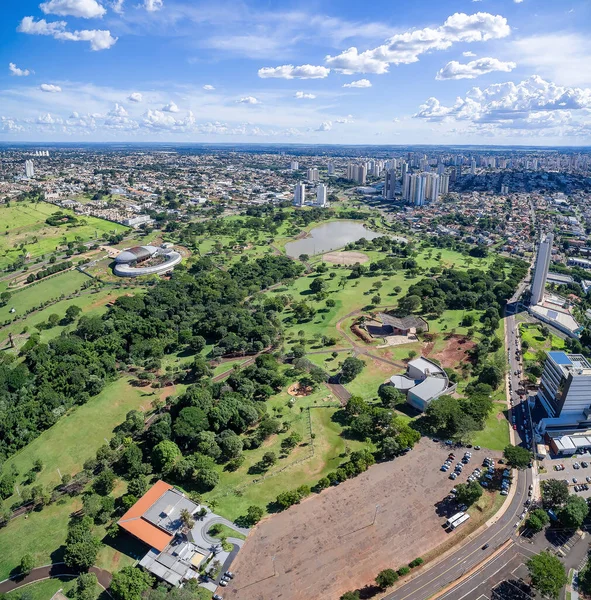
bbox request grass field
[6,575,76,599]
[204,385,367,521]
[0,270,90,324]
[519,322,565,361]
[0,287,130,352]
[1,378,151,501]
[0,201,127,270]
[471,403,510,451]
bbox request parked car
[225,573,235,579]
[219,581,228,587]
[474,445,481,450]
[213,595,223,600]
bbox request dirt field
[427,335,475,370]
[228,440,500,600]
[323,250,369,265]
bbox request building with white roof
[389,357,455,412]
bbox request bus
[450,514,470,529]
[446,512,465,528]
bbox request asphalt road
[385,279,535,600]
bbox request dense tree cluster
[0,255,302,463]
[26,260,73,284]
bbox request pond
[285,220,383,258]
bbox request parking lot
[229,440,502,600]
[539,452,591,499]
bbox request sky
[1,0,591,145]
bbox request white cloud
[39,0,106,19]
[18,17,117,51]
[343,78,372,88]
[237,96,260,104]
[37,113,63,124]
[436,57,516,80]
[162,101,179,113]
[325,12,511,74]
[144,0,163,11]
[40,83,62,92]
[511,34,591,86]
[9,63,31,76]
[258,64,330,79]
[108,103,128,117]
[295,91,316,99]
[336,115,354,123]
[203,84,215,91]
[110,0,124,13]
[128,92,143,102]
[316,121,332,131]
[514,0,524,3]
[463,51,476,57]
[414,76,591,135]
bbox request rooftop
[548,351,591,372]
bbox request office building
[293,182,305,206]
[383,168,396,200]
[530,233,554,305]
[307,167,319,182]
[536,352,591,435]
[25,160,34,178]
[316,183,327,207]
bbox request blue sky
[1,0,590,144]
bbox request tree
[152,440,181,472]
[378,385,404,408]
[19,553,34,576]
[376,568,398,589]
[93,468,116,495]
[64,517,101,570]
[340,593,360,600]
[340,357,365,383]
[309,278,325,294]
[478,364,503,389]
[245,505,264,525]
[526,509,550,533]
[527,551,567,599]
[558,495,589,529]
[110,567,155,600]
[541,479,569,509]
[503,445,531,469]
[179,508,195,530]
[64,305,82,323]
[70,573,98,600]
[455,482,483,507]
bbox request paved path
[0,564,112,594]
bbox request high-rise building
[316,183,327,207]
[383,168,396,200]
[409,174,426,206]
[307,167,319,182]
[327,161,335,176]
[424,173,440,202]
[290,160,299,171]
[536,352,591,434]
[439,174,450,195]
[293,182,306,206]
[25,160,34,178]
[500,184,509,195]
[530,233,554,305]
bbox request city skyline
[1,0,591,144]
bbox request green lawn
[0,201,127,270]
[1,378,151,498]
[0,270,90,324]
[204,386,366,521]
[0,287,129,352]
[471,403,510,451]
[7,576,76,600]
[207,523,246,541]
[519,322,565,361]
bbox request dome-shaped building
[113,245,182,277]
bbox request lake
[285,220,383,257]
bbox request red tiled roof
[118,480,174,552]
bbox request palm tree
[180,508,195,531]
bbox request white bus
[450,513,470,529]
[446,512,465,528]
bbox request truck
[446,512,465,528]
[450,513,470,529]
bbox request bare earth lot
[229,440,500,600]
[323,250,369,265]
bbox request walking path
[0,564,112,595]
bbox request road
[385,276,535,600]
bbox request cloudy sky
[1,0,591,144]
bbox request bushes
[275,485,311,510]
[397,566,411,577]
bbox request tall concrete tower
[530,233,554,305]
